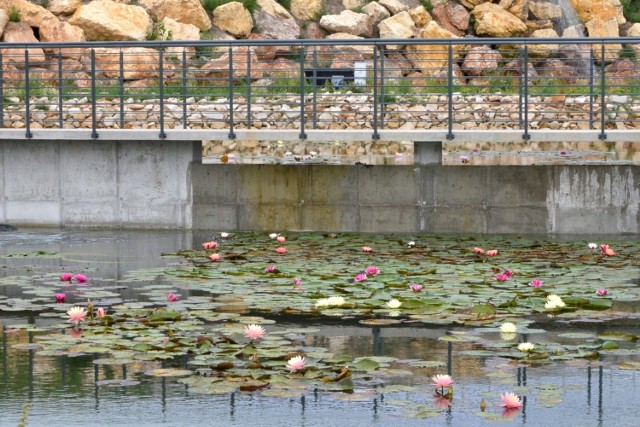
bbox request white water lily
[387,299,401,309]
[588,242,597,249]
[407,241,416,248]
[500,322,517,333]
[269,233,278,239]
[316,296,345,308]
[220,232,229,238]
[545,294,566,310]
[517,342,535,352]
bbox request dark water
[1,229,639,426]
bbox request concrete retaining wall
[0,140,200,228]
[192,164,639,234]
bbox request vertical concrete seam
[115,140,121,226]
[1,142,5,221]
[58,141,63,226]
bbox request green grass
[622,0,640,23]
[202,0,257,14]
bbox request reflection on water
[1,230,639,426]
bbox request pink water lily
[202,241,218,250]
[354,273,367,282]
[495,273,510,282]
[504,270,513,278]
[60,272,73,281]
[67,306,87,326]
[275,247,287,254]
[276,235,286,244]
[208,253,222,262]
[364,266,380,276]
[499,392,523,409]
[409,283,423,292]
[460,155,470,164]
[167,293,178,302]
[244,324,266,341]
[286,355,306,372]
[96,307,106,318]
[529,278,542,287]
[55,293,66,303]
[596,288,608,296]
[486,249,499,257]
[473,247,485,255]
[293,277,303,287]
[74,274,87,283]
[362,246,373,253]
[265,266,278,273]
[432,374,453,389]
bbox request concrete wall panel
[4,142,60,201]
[359,206,418,233]
[60,141,117,201]
[423,206,487,233]
[6,201,60,224]
[237,204,301,231]
[192,204,238,230]
[0,143,4,222]
[191,164,237,203]
[487,207,550,234]
[358,166,417,205]
[62,203,119,226]
[238,166,299,204]
[301,166,358,205]
[434,167,489,206]
[301,205,359,231]
[490,167,549,206]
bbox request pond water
[1,229,639,426]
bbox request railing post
[158,48,166,139]
[589,48,594,130]
[372,45,379,140]
[312,47,317,129]
[228,46,235,140]
[0,52,4,130]
[182,49,187,129]
[380,47,385,129]
[119,50,124,129]
[57,50,63,128]
[522,44,530,141]
[90,48,98,139]
[299,45,306,140]
[447,43,454,140]
[246,47,251,129]
[25,49,32,139]
[518,48,523,129]
[599,43,607,140]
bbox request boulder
[528,1,561,20]
[247,33,290,60]
[47,0,82,15]
[432,1,469,37]
[1,22,45,67]
[197,47,262,81]
[212,1,253,38]
[160,17,200,58]
[39,17,86,60]
[385,52,414,76]
[0,9,7,39]
[585,18,621,63]
[472,2,527,38]
[69,0,152,41]
[0,0,56,28]
[379,0,413,15]
[499,0,530,21]
[528,28,559,57]
[342,0,367,10]
[628,23,640,59]
[408,5,432,28]
[302,22,327,40]
[254,0,300,40]
[291,0,322,21]
[319,10,372,37]
[525,19,553,32]
[606,58,637,82]
[406,21,463,75]
[459,0,485,10]
[325,33,375,59]
[570,0,626,26]
[363,1,391,29]
[138,0,211,31]
[462,45,501,76]
[378,11,416,49]
[538,59,578,83]
[94,47,160,80]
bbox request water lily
[407,241,415,248]
[364,266,380,276]
[409,283,423,292]
[60,272,73,281]
[167,293,178,302]
[432,374,453,389]
[499,392,523,409]
[208,253,221,262]
[529,278,542,287]
[315,298,330,308]
[517,342,534,353]
[387,299,401,309]
[276,235,286,244]
[500,332,517,341]
[588,242,597,250]
[495,273,510,282]
[202,241,218,250]
[244,324,266,341]
[264,266,278,273]
[596,288,608,296]
[96,307,106,318]
[55,293,66,303]
[362,246,373,253]
[500,322,517,333]
[354,273,367,282]
[275,247,287,254]
[544,294,566,310]
[504,270,514,278]
[486,249,498,257]
[600,244,616,256]
[220,232,229,238]
[74,274,87,283]
[286,355,306,372]
[315,296,345,308]
[473,247,485,255]
[293,277,302,287]
[67,306,87,326]
[269,233,278,239]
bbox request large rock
[325,33,375,59]
[39,17,85,60]
[379,0,415,15]
[0,9,7,39]
[291,0,322,21]
[212,1,253,38]
[197,47,262,81]
[69,0,152,41]
[406,21,462,75]
[462,45,501,76]
[319,10,372,37]
[585,18,621,63]
[47,0,82,15]
[570,0,626,26]
[161,17,200,58]
[528,28,559,57]
[459,0,485,10]
[1,22,45,67]
[378,11,416,49]
[94,47,160,80]
[628,23,640,59]
[432,1,469,37]
[363,1,391,28]
[408,5,432,28]
[499,0,530,21]
[537,59,578,83]
[0,0,56,28]
[247,33,290,60]
[528,1,561,20]
[472,2,527,37]
[254,0,300,40]
[138,0,211,31]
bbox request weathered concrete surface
[0,140,201,228]
[192,164,639,234]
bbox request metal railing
[0,37,639,141]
